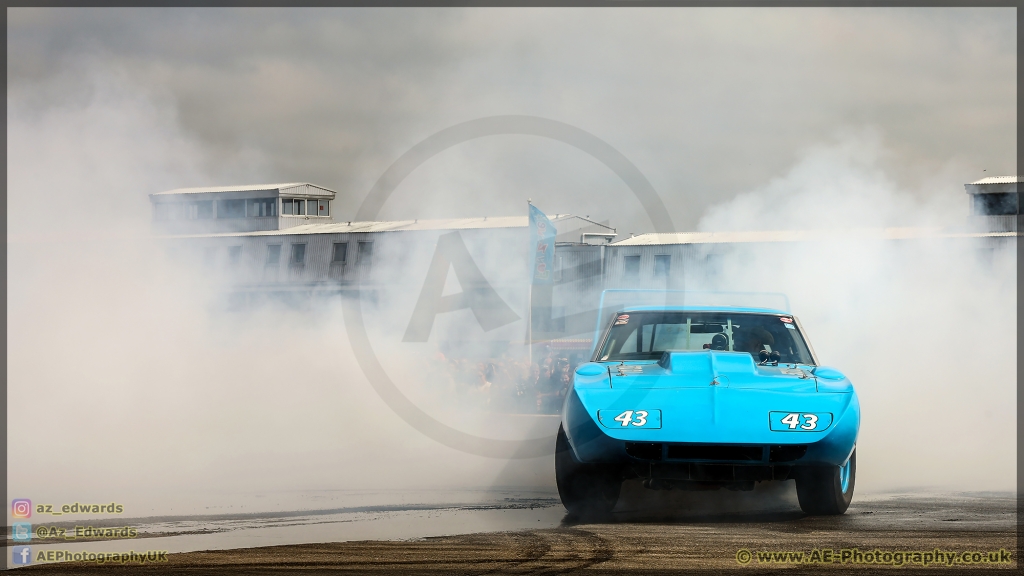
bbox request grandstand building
[152,179,1016,353]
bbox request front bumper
[562,386,859,468]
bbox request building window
[290,244,306,265]
[218,199,246,219]
[281,198,306,216]
[154,201,213,221]
[704,254,721,282]
[153,203,178,221]
[357,241,373,264]
[248,198,278,218]
[228,246,242,266]
[194,201,214,219]
[654,254,671,277]
[266,244,282,266]
[312,199,331,217]
[623,255,641,277]
[971,193,1019,216]
[332,242,348,263]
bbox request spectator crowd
[424,347,586,414]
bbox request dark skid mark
[470,528,614,576]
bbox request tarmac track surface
[24,491,1016,575]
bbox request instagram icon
[11,499,31,519]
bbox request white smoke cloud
[696,131,1016,492]
[701,129,954,231]
[7,64,546,518]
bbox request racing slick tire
[555,425,621,518]
[795,448,856,515]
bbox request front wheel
[795,449,856,515]
[554,425,621,518]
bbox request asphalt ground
[17,488,1016,574]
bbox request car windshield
[595,311,815,364]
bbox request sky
[7,7,1016,234]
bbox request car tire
[795,448,856,515]
[555,425,621,519]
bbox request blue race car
[556,305,859,516]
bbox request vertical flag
[529,204,557,284]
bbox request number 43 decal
[613,410,648,427]
[598,409,662,429]
[769,411,832,432]
[781,413,817,430]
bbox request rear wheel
[795,449,856,515]
[555,425,621,518]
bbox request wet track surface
[20,489,1016,574]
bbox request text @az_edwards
[34,525,137,540]
[735,548,1013,567]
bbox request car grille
[666,444,764,461]
[768,444,808,462]
[626,443,809,463]
[625,442,663,461]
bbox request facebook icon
[12,546,32,565]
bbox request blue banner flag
[529,204,557,284]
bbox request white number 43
[613,410,649,427]
[781,413,818,430]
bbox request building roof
[159,214,609,238]
[969,176,1022,185]
[621,305,790,315]
[151,183,335,196]
[259,216,528,235]
[610,228,1015,246]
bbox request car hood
[569,351,858,447]
[594,350,817,392]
